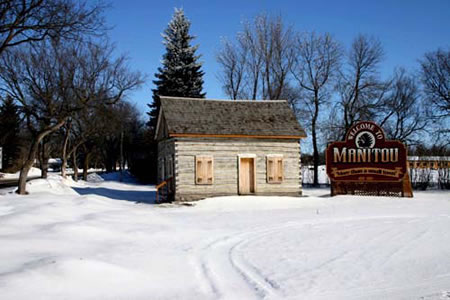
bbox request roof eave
[154,109,163,140]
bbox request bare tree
[59,41,144,181]
[257,15,296,100]
[0,41,72,193]
[216,14,296,100]
[0,0,106,56]
[216,39,247,99]
[60,104,104,181]
[62,116,86,181]
[420,48,450,117]
[0,39,142,194]
[240,21,263,100]
[378,68,426,144]
[291,32,341,186]
[335,34,388,138]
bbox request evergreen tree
[148,8,205,131]
[0,96,22,171]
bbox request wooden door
[239,158,255,194]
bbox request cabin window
[267,155,283,183]
[195,156,214,185]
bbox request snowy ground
[0,167,42,179]
[1,174,450,299]
[0,167,104,180]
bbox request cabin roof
[157,96,307,139]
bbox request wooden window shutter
[196,156,214,185]
[267,157,275,182]
[267,155,283,183]
[196,158,204,184]
[276,158,283,182]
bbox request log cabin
[155,96,307,202]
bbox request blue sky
[106,0,450,115]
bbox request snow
[0,168,104,180]
[1,167,42,179]
[1,174,450,299]
[48,158,62,164]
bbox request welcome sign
[326,121,413,197]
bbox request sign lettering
[326,121,413,197]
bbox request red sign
[326,121,408,183]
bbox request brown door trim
[238,155,256,195]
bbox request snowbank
[1,167,42,180]
[86,173,104,183]
[0,175,449,299]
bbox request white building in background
[407,156,450,169]
[302,156,450,187]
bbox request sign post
[326,121,413,197]
[0,147,2,170]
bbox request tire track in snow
[228,235,282,297]
[192,216,423,299]
[192,222,303,299]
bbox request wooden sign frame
[326,121,413,197]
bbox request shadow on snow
[73,187,156,205]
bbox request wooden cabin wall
[157,139,175,183]
[174,137,302,201]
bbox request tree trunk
[312,90,320,187]
[252,71,259,100]
[73,147,79,181]
[41,159,48,179]
[17,120,66,194]
[61,121,72,178]
[39,138,49,179]
[83,152,91,181]
[17,162,32,195]
[38,141,44,178]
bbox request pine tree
[0,96,22,171]
[148,8,205,131]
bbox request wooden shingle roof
[157,96,306,139]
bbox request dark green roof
[158,96,306,138]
